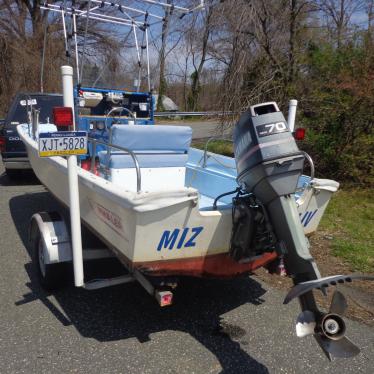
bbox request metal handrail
[295,152,316,205]
[31,108,40,138]
[302,151,315,181]
[88,137,142,193]
[19,94,34,134]
[202,135,233,168]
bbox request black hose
[212,187,241,210]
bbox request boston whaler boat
[17,0,373,361]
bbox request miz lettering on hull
[157,227,204,251]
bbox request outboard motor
[233,101,317,280]
[232,101,373,360]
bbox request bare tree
[156,0,173,111]
[288,1,313,83]
[317,0,365,48]
[187,0,216,111]
[366,0,374,42]
[0,0,124,114]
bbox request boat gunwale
[18,124,200,213]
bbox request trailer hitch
[284,274,374,360]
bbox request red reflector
[156,290,173,307]
[294,128,306,140]
[53,107,73,127]
[161,293,173,306]
[0,136,5,152]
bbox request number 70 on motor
[38,131,88,157]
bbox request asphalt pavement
[0,162,373,374]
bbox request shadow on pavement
[0,170,40,186]
[10,191,269,374]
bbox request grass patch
[192,140,234,157]
[319,189,374,273]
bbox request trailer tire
[5,168,22,179]
[33,231,67,291]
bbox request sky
[45,0,204,87]
[42,1,371,89]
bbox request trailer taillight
[53,107,73,128]
[294,128,306,141]
[0,136,5,152]
[156,290,173,307]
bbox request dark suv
[0,93,63,178]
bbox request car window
[7,95,63,124]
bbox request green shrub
[297,44,374,187]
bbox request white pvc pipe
[61,65,84,287]
[141,0,189,12]
[61,66,75,126]
[67,155,84,287]
[61,10,69,56]
[73,15,80,84]
[81,0,164,20]
[40,5,142,26]
[287,99,298,132]
[145,28,151,91]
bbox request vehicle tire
[5,168,22,179]
[33,231,67,291]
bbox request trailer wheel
[5,168,21,180]
[33,231,67,291]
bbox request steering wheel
[104,106,136,130]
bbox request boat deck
[186,148,310,211]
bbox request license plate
[38,131,87,157]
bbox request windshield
[7,95,63,124]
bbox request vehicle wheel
[5,168,21,179]
[33,232,67,291]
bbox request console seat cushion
[98,151,188,168]
[98,124,192,169]
[110,124,192,151]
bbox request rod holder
[61,65,84,287]
[287,99,298,132]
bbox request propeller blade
[314,334,332,361]
[314,335,360,359]
[296,310,316,337]
[329,290,348,316]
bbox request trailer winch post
[61,65,84,287]
[287,99,298,132]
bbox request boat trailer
[28,210,174,307]
[28,66,174,307]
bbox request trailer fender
[29,212,72,264]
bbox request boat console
[76,87,154,125]
[98,125,192,192]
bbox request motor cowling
[234,102,304,203]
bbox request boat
[18,117,338,277]
[16,0,374,361]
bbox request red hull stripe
[134,252,278,278]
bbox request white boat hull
[18,125,338,277]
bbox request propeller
[295,290,360,360]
